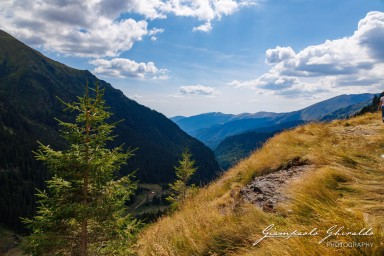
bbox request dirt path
[240,164,315,212]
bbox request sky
[1,0,384,117]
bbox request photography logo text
[253,224,374,247]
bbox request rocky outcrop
[241,163,314,212]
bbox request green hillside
[214,120,306,169]
[214,131,277,170]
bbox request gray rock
[241,164,314,212]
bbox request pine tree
[167,149,197,210]
[22,84,139,255]
[356,92,384,116]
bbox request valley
[172,94,376,169]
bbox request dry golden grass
[135,113,384,256]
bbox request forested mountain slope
[0,30,219,231]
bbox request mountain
[173,94,375,170]
[195,117,276,149]
[171,112,235,135]
[214,120,306,169]
[0,30,219,231]
[320,100,372,121]
[214,131,275,170]
[136,112,384,255]
[172,93,375,149]
[356,91,384,116]
[170,111,283,138]
[276,93,376,123]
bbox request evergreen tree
[22,84,139,255]
[355,92,384,116]
[167,149,197,210]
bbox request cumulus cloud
[90,58,169,80]
[0,0,257,58]
[356,11,384,61]
[123,0,258,32]
[230,11,384,98]
[0,0,149,57]
[231,73,300,90]
[179,85,216,96]
[265,46,295,64]
[193,22,213,32]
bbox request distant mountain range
[138,107,384,256]
[214,120,307,169]
[172,93,375,169]
[0,30,219,231]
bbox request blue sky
[1,0,384,117]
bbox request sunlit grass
[135,113,384,256]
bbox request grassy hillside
[135,112,384,256]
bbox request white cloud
[90,58,169,80]
[148,28,164,41]
[265,46,295,64]
[179,85,216,96]
[165,0,258,32]
[122,0,259,32]
[356,11,384,61]
[230,11,384,98]
[148,28,165,36]
[0,0,149,57]
[239,0,259,7]
[0,0,258,58]
[193,22,213,32]
[230,73,300,90]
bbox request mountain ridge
[214,120,306,169]
[172,93,376,149]
[0,29,219,231]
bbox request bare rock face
[241,164,314,212]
